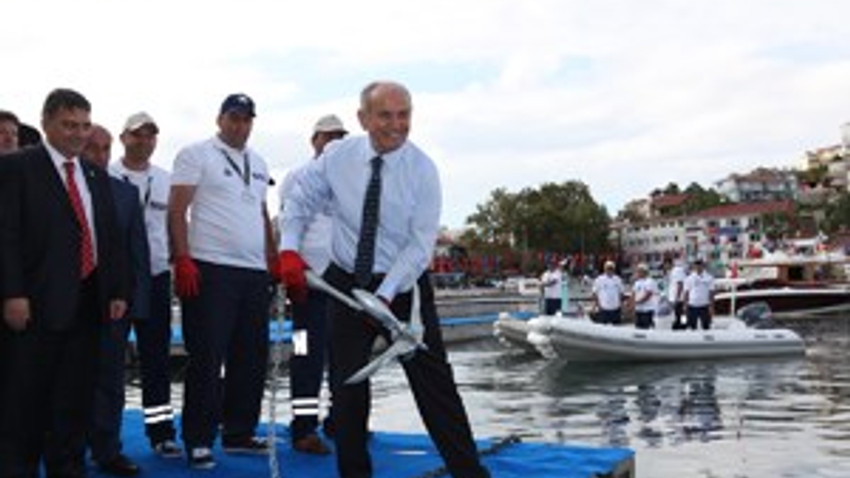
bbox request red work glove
[276,250,309,303]
[174,255,201,298]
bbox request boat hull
[493,313,538,353]
[509,316,805,362]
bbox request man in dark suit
[0,88,129,478]
[83,124,150,477]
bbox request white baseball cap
[313,114,347,134]
[123,111,159,134]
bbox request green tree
[465,181,610,267]
[659,182,723,216]
[823,192,850,233]
[663,182,681,195]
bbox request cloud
[2,0,849,228]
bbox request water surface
[129,316,850,477]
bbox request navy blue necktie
[354,156,383,287]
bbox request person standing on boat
[83,124,150,477]
[279,114,349,455]
[169,93,276,469]
[682,258,715,330]
[539,258,564,315]
[592,260,625,324]
[631,263,659,329]
[110,112,182,459]
[276,81,491,478]
[663,255,688,330]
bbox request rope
[409,435,522,478]
[267,284,287,478]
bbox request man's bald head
[357,81,412,154]
[83,124,113,169]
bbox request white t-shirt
[279,163,332,274]
[684,270,715,307]
[110,161,171,275]
[633,277,659,313]
[540,269,563,299]
[593,273,624,311]
[667,264,687,303]
[171,135,271,270]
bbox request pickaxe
[304,270,427,384]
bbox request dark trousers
[596,308,622,325]
[134,272,176,445]
[635,311,655,329]
[325,264,489,478]
[289,288,333,440]
[0,277,100,478]
[180,261,271,448]
[671,301,685,330]
[89,317,131,464]
[686,305,712,330]
[543,298,561,316]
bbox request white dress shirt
[45,141,98,263]
[279,163,332,274]
[281,136,441,300]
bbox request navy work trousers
[135,271,177,445]
[686,305,712,330]
[289,288,333,440]
[180,261,271,448]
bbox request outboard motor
[737,301,774,329]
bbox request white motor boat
[493,311,539,353]
[495,303,806,362]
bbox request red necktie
[63,161,96,278]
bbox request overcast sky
[3,0,849,228]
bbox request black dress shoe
[97,454,140,477]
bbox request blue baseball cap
[220,93,256,117]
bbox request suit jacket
[1,145,129,331]
[107,175,151,321]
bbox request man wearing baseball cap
[169,93,274,469]
[109,112,182,459]
[279,114,347,455]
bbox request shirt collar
[366,139,406,166]
[213,135,246,157]
[44,140,79,170]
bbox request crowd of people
[0,82,491,478]
[541,254,716,330]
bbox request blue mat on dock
[92,410,632,477]
[129,311,538,346]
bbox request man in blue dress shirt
[277,81,490,478]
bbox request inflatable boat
[495,303,806,362]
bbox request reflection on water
[127,316,850,477]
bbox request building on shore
[714,167,798,203]
[613,200,795,275]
